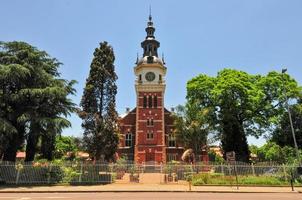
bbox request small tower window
[139,74,142,81]
[147,131,154,140]
[159,75,162,81]
[154,96,157,108]
[143,96,147,108]
[148,96,153,108]
[151,119,154,126]
[147,119,150,126]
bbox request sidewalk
[0,183,301,193]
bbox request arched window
[143,96,147,108]
[148,96,152,108]
[154,96,157,108]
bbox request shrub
[192,172,294,186]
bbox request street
[0,192,301,200]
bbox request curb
[0,190,300,193]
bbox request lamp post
[281,69,300,164]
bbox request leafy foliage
[53,136,79,160]
[173,104,210,158]
[79,41,119,161]
[186,69,301,162]
[0,41,76,162]
[271,103,302,148]
[250,142,301,164]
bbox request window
[148,96,152,108]
[139,74,142,81]
[147,119,153,127]
[125,133,132,147]
[154,96,157,108]
[168,134,176,147]
[147,131,154,140]
[159,75,162,81]
[143,96,147,108]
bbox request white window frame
[125,132,132,147]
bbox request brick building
[117,14,185,164]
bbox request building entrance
[145,152,155,162]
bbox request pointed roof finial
[149,5,152,21]
[162,53,165,64]
[135,52,139,64]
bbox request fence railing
[0,162,301,186]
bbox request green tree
[53,136,78,160]
[187,69,301,162]
[271,103,302,148]
[79,41,119,161]
[251,142,301,164]
[0,41,76,162]
[173,104,210,158]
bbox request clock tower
[134,14,167,164]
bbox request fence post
[15,163,23,185]
[15,168,20,185]
[79,162,83,183]
[282,164,287,181]
[221,163,224,175]
[47,163,52,184]
[110,163,113,183]
[233,163,239,190]
[251,163,255,176]
[160,162,163,173]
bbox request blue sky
[1,0,302,146]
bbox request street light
[281,68,300,164]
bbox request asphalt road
[0,192,301,200]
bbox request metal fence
[0,161,301,186]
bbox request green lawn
[192,173,301,186]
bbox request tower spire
[149,5,152,21]
[141,7,160,58]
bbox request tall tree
[0,41,76,162]
[79,41,119,161]
[187,69,301,162]
[271,102,302,148]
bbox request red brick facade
[117,105,185,164]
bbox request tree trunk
[2,135,18,162]
[40,133,55,161]
[0,150,3,160]
[25,130,38,162]
[221,107,250,163]
[2,123,24,162]
[25,122,39,162]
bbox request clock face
[145,72,156,82]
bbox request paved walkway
[0,183,301,193]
